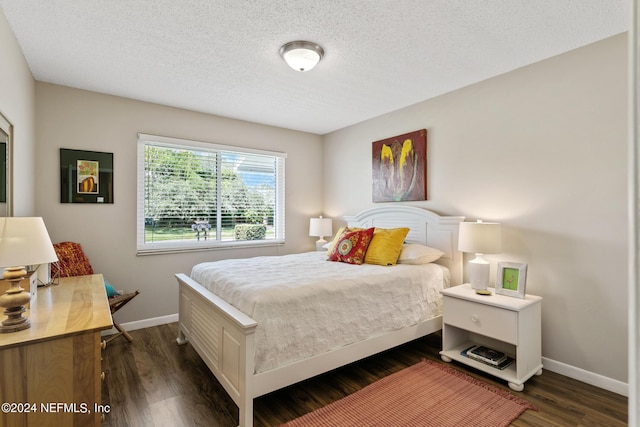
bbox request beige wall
[34,83,324,324]
[0,8,35,216]
[324,34,628,385]
[5,0,629,391]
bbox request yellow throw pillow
[364,227,410,266]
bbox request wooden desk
[0,274,113,426]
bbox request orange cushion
[364,227,410,266]
[52,242,94,277]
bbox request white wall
[324,34,628,387]
[34,83,324,324]
[0,8,35,216]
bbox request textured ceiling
[0,1,630,135]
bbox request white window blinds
[136,134,285,254]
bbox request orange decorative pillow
[51,242,94,278]
[328,227,375,265]
[364,227,410,266]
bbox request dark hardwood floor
[101,323,627,426]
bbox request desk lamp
[0,217,58,332]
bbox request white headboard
[344,206,465,285]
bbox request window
[137,134,286,254]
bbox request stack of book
[462,345,514,370]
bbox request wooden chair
[51,241,139,344]
[104,290,140,343]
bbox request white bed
[175,206,465,426]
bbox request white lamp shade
[458,221,501,254]
[309,217,333,238]
[280,41,324,72]
[0,217,58,268]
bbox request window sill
[136,240,285,256]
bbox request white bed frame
[175,206,464,426]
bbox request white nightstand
[439,284,543,391]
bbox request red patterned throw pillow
[51,241,94,278]
[328,227,375,265]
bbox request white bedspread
[190,251,449,373]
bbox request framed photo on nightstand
[496,262,527,298]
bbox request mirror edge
[0,111,13,217]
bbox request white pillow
[397,244,444,265]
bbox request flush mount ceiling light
[279,41,324,72]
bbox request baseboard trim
[101,313,178,337]
[103,314,629,397]
[542,356,628,397]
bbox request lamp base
[0,267,32,333]
[0,305,30,333]
[468,256,490,292]
[315,238,328,252]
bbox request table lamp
[309,216,333,251]
[0,217,58,332]
[458,220,501,294]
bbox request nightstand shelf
[440,284,542,391]
[441,341,518,382]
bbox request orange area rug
[280,359,537,427]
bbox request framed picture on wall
[372,129,427,202]
[60,149,114,203]
[495,262,528,298]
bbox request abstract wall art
[372,129,427,202]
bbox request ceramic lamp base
[315,238,328,252]
[468,256,490,291]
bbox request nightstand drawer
[443,297,518,344]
